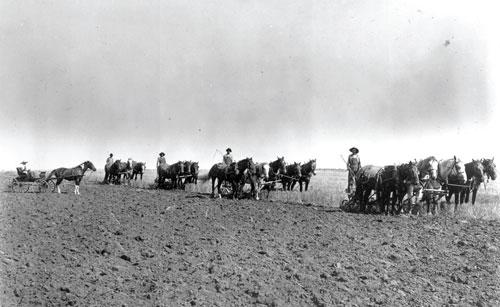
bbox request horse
[291,159,317,192]
[131,161,146,181]
[269,157,286,180]
[355,165,383,213]
[482,158,497,181]
[417,156,439,181]
[185,162,200,184]
[417,156,442,214]
[378,165,399,215]
[207,158,255,199]
[181,161,193,187]
[281,162,301,191]
[158,161,185,189]
[395,161,420,214]
[439,156,467,211]
[462,159,485,205]
[243,162,270,200]
[45,161,96,195]
[104,160,114,184]
[260,157,286,192]
[109,160,132,185]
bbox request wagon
[9,170,54,193]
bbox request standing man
[157,152,166,172]
[223,148,233,166]
[104,153,114,184]
[346,147,361,193]
[157,152,167,186]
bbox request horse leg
[253,177,259,200]
[210,177,216,198]
[56,178,63,193]
[472,188,478,205]
[305,179,309,191]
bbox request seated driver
[18,161,28,179]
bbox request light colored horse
[438,156,467,184]
[243,162,270,200]
[439,156,467,211]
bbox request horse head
[177,161,185,174]
[288,162,302,178]
[191,162,199,175]
[84,161,97,172]
[309,159,317,176]
[184,161,192,174]
[259,163,270,180]
[427,157,438,180]
[447,157,467,183]
[400,161,419,185]
[470,159,485,183]
[271,156,287,175]
[482,158,497,180]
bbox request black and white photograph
[1,0,500,305]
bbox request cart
[9,170,54,193]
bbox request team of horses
[351,156,497,215]
[205,157,317,199]
[104,159,147,185]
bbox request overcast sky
[1,0,499,170]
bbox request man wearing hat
[346,147,361,193]
[223,148,233,166]
[18,161,28,179]
[157,152,166,168]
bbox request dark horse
[355,165,383,213]
[482,158,497,181]
[158,161,185,189]
[109,160,132,185]
[208,158,256,199]
[131,161,146,181]
[394,161,420,214]
[269,157,286,180]
[181,161,193,187]
[461,159,485,205]
[378,165,398,215]
[45,161,96,195]
[291,159,317,192]
[281,162,301,191]
[190,162,200,184]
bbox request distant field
[4,168,500,220]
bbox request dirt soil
[1,182,500,306]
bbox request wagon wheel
[11,178,30,193]
[46,179,56,192]
[36,179,49,193]
[220,181,232,196]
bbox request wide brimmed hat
[159,152,165,156]
[226,148,232,152]
[349,147,359,153]
[20,161,28,164]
